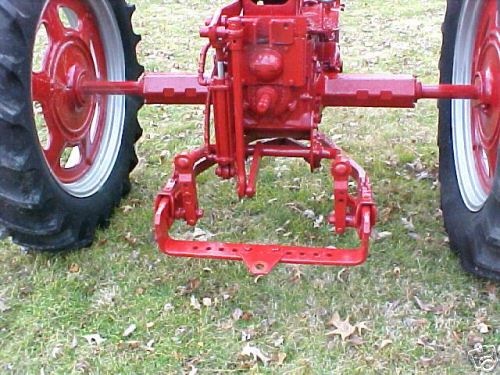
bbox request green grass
[1,0,499,373]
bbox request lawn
[1,0,499,373]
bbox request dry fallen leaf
[355,321,370,335]
[240,344,270,365]
[163,303,174,312]
[124,232,138,245]
[183,278,201,294]
[414,296,434,312]
[373,230,393,241]
[145,339,155,352]
[232,308,243,321]
[347,336,365,346]
[271,352,287,366]
[83,334,105,346]
[68,263,80,274]
[190,295,201,311]
[193,227,214,241]
[467,332,484,347]
[478,322,489,334]
[241,311,253,321]
[326,313,356,341]
[70,336,78,349]
[51,344,64,359]
[127,341,141,349]
[123,324,137,338]
[0,298,10,313]
[377,339,393,349]
[202,298,212,307]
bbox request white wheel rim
[35,0,126,198]
[452,0,489,212]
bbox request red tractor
[0,0,499,279]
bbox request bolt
[175,156,191,168]
[334,163,348,176]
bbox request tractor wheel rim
[32,0,126,198]
[452,0,500,212]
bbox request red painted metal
[470,0,500,193]
[33,0,107,183]
[68,0,498,275]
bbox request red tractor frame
[0,0,499,279]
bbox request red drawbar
[154,138,376,276]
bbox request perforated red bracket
[154,139,376,276]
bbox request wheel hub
[52,41,97,141]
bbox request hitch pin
[217,62,225,79]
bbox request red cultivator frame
[1,0,500,279]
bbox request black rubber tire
[439,0,500,280]
[0,0,143,251]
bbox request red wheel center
[52,41,97,139]
[471,0,500,193]
[32,0,108,184]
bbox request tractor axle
[79,74,482,107]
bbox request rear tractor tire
[439,0,500,280]
[0,0,143,251]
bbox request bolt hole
[255,263,266,271]
[206,246,212,251]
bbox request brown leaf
[241,311,253,321]
[347,335,366,346]
[181,278,201,295]
[355,321,370,335]
[377,339,393,349]
[126,341,141,349]
[467,332,484,347]
[124,232,138,245]
[68,263,80,274]
[414,296,434,312]
[418,357,436,368]
[326,313,356,341]
[240,344,270,365]
[271,352,287,366]
[485,283,497,301]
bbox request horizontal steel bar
[322,74,481,108]
[79,73,208,105]
[80,73,481,108]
